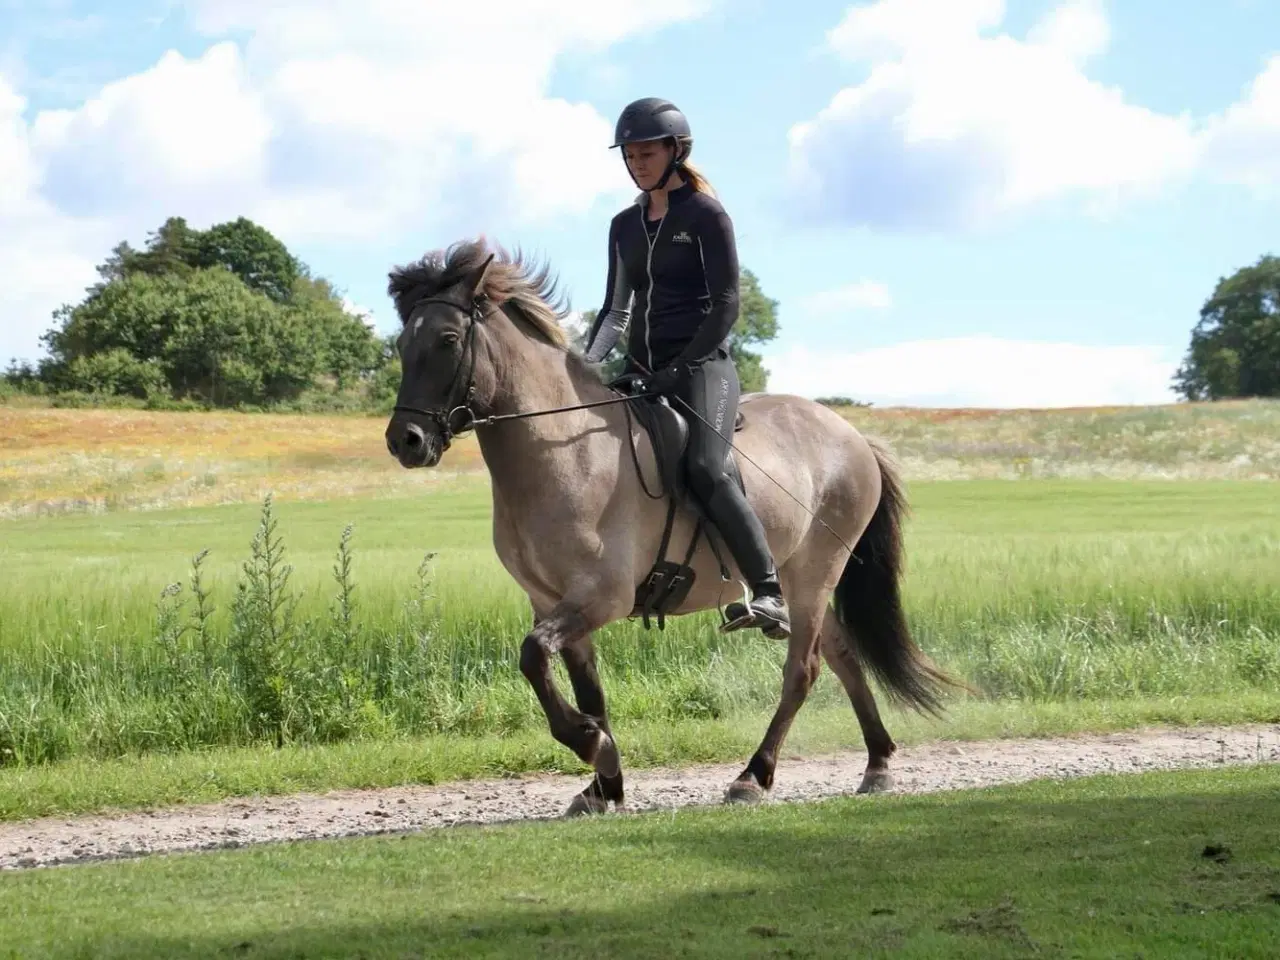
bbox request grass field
[2,764,1278,958]
[2,477,1277,766]
[4,399,1278,518]
[1,401,1278,818]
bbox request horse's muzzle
[385,419,441,468]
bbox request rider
[582,96,791,639]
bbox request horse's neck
[476,319,617,499]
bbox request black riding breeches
[644,352,779,586]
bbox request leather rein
[391,294,654,452]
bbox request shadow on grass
[5,767,1280,959]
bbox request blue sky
[2,0,1278,406]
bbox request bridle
[391,291,664,452]
[391,293,487,452]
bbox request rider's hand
[607,372,646,394]
[648,363,689,394]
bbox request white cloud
[0,1,716,363]
[788,0,1202,229]
[1026,0,1109,64]
[340,296,374,321]
[764,336,1179,408]
[797,280,892,314]
[30,43,271,222]
[1198,54,1280,193]
[0,75,111,364]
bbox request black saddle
[621,392,747,630]
[629,395,745,501]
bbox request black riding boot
[701,484,791,639]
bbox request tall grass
[1,479,1276,768]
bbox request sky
[2,0,1278,408]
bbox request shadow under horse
[383,240,967,814]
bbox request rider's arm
[583,219,634,364]
[672,206,740,366]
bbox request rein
[391,294,656,451]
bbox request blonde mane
[387,239,572,350]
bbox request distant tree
[570,266,780,393]
[1174,254,1280,401]
[730,269,778,394]
[40,268,325,406]
[124,216,201,281]
[21,214,388,408]
[191,216,302,303]
[288,275,385,389]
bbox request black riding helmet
[611,97,692,192]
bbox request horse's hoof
[592,731,621,779]
[724,779,766,805]
[856,769,894,794]
[564,793,609,817]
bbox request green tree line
[2,216,398,412]
[1,215,792,411]
[11,212,1269,411]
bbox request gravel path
[3,723,1277,871]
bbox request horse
[383,238,964,815]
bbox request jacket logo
[671,230,693,244]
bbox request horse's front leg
[520,602,621,800]
[560,634,625,815]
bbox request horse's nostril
[404,424,425,449]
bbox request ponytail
[680,160,717,198]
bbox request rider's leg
[677,352,791,639]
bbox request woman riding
[581,96,791,639]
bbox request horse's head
[384,239,577,469]
[384,246,497,468]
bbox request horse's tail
[831,438,971,716]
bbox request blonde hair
[680,159,717,198]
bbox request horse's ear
[463,253,496,297]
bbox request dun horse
[384,239,962,814]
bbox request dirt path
[3,723,1277,871]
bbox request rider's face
[624,140,675,191]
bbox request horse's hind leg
[819,607,897,794]
[560,635,625,815]
[520,604,621,810]
[725,597,824,804]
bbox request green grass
[1,479,1277,771]
[3,764,1278,958]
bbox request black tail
[832,439,970,717]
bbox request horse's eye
[440,331,460,348]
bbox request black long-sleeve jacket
[583,180,740,372]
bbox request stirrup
[720,581,791,640]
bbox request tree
[288,275,385,389]
[31,215,386,408]
[192,217,302,303]
[570,266,780,393]
[41,268,327,406]
[1174,254,1280,401]
[729,269,779,393]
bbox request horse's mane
[387,238,573,351]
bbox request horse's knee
[519,632,547,681]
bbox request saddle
[621,391,747,630]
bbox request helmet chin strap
[623,142,686,193]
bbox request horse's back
[711,393,880,549]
